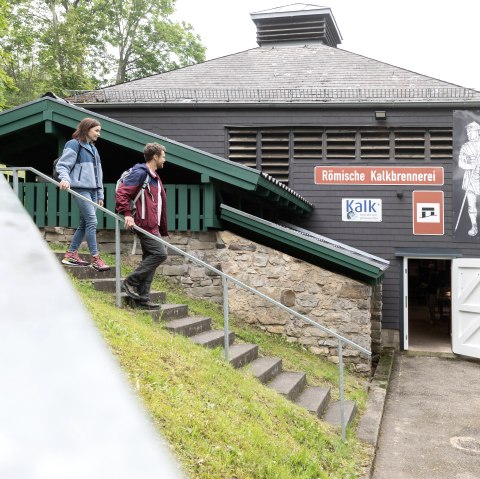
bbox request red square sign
[412,190,444,235]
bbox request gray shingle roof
[69,44,480,104]
[252,3,331,15]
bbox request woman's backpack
[53,141,81,181]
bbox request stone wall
[43,227,381,373]
[370,284,383,359]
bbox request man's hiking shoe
[135,300,160,310]
[122,280,143,300]
[62,251,89,266]
[90,255,110,272]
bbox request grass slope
[73,274,370,479]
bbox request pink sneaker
[62,250,89,266]
[90,254,111,272]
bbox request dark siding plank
[35,183,46,228]
[165,184,176,231]
[189,185,201,231]
[46,183,58,226]
[177,185,188,231]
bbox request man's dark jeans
[126,231,167,298]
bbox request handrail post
[13,170,19,196]
[339,339,346,441]
[115,218,122,308]
[223,276,229,361]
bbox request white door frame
[402,255,452,350]
[403,257,409,350]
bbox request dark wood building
[65,4,480,357]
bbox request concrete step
[57,254,166,304]
[132,301,164,311]
[323,400,357,428]
[148,291,167,303]
[248,357,283,384]
[165,316,212,337]
[89,277,119,292]
[295,386,331,417]
[89,278,167,303]
[190,329,235,348]
[267,371,306,401]
[228,343,259,369]
[61,263,116,279]
[121,292,166,309]
[150,304,189,321]
[55,252,115,279]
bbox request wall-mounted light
[375,110,387,120]
[396,190,403,198]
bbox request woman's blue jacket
[55,139,104,200]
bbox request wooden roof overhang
[220,204,388,285]
[0,97,313,216]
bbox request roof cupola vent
[251,3,342,48]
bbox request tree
[96,0,206,84]
[0,0,206,107]
[0,0,16,109]
[1,0,101,106]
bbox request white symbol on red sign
[417,202,440,223]
[412,191,444,235]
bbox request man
[458,121,480,236]
[115,143,168,309]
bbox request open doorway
[407,258,452,352]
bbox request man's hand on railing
[124,215,135,230]
[59,180,70,190]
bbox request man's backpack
[116,168,151,255]
[115,168,150,219]
[53,141,81,182]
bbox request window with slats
[260,130,290,182]
[430,129,453,160]
[360,130,390,160]
[227,127,453,184]
[228,129,257,168]
[394,130,426,159]
[325,130,356,160]
[293,129,323,159]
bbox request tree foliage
[98,0,206,84]
[1,1,98,106]
[0,0,205,108]
[0,0,16,109]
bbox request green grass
[69,265,370,479]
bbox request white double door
[403,257,480,359]
[451,258,480,359]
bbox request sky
[173,0,480,91]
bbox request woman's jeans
[69,188,99,256]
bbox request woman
[56,118,110,271]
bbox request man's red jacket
[115,163,168,236]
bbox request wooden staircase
[60,254,357,428]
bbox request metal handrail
[2,166,372,440]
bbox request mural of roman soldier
[458,121,480,236]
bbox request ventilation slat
[228,126,452,183]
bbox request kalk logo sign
[342,199,382,222]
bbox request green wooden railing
[10,182,207,231]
